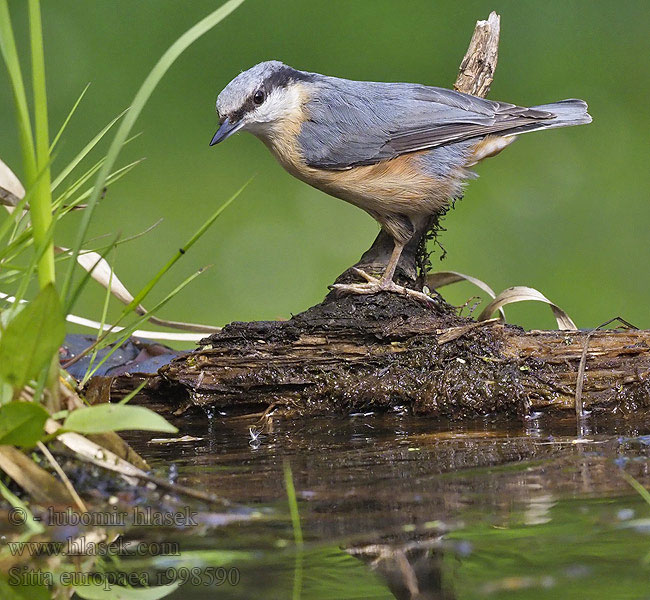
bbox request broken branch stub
[454,11,500,97]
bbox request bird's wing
[298,78,554,170]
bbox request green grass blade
[53,156,105,208]
[13,214,57,304]
[52,133,141,209]
[114,177,249,318]
[60,0,246,306]
[0,156,57,271]
[283,460,304,546]
[621,471,650,507]
[0,0,37,184]
[85,267,206,379]
[80,247,116,387]
[58,158,145,215]
[118,380,148,405]
[0,230,32,263]
[49,82,90,152]
[65,175,248,318]
[51,109,127,191]
[62,234,120,328]
[28,0,55,288]
[0,188,32,244]
[283,460,304,600]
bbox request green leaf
[0,381,13,404]
[63,404,178,434]
[0,577,50,600]
[0,283,64,390]
[0,479,44,534]
[73,582,180,600]
[49,82,90,152]
[0,401,49,446]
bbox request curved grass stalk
[60,0,247,306]
[0,0,37,184]
[0,292,207,342]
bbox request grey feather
[297,72,591,170]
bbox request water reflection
[347,536,456,600]
[5,413,650,599]
[124,413,650,598]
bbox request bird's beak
[209,117,244,146]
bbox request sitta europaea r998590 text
[210,61,591,302]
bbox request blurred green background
[1,0,649,341]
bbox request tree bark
[151,295,650,417]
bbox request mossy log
[150,294,650,418]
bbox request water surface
[118,411,650,599]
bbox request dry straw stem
[428,271,577,331]
[0,445,73,505]
[36,441,87,512]
[478,286,577,331]
[427,270,506,320]
[574,317,639,419]
[45,418,146,485]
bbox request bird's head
[210,60,311,145]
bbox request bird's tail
[504,99,592,137]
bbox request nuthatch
[210,61,591,302]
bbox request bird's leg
[379,242,404,287]
[330,241,435,304]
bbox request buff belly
[261,116,511,242]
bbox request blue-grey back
[296,71,585,170]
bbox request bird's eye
[253,89,265,105]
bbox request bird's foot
[330,268,435,304]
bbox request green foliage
[0,577,49,600]
[0,480,44,533]
[26,0,55,288]
[60,0,246,308]
[622,471,650,507]
[63,404,177,434]
[283,460,304,546]
[0,0,36,185]
[0,401,48,446]
[0,283,64,390]
[73,582,180,600]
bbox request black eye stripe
[228,67,315,122]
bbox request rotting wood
[101,13,650,419]
[109,293,650,419]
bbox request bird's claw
[330,268,435,304]
[350,267,379,283]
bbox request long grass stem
[28,0,55,288]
